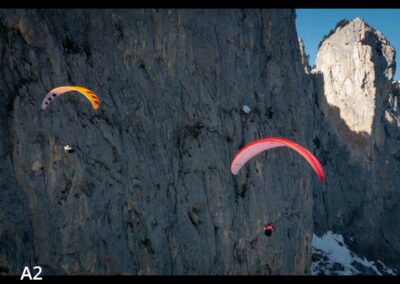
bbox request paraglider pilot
[263,223,274,237]
[64,145,75,154]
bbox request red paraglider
[230,137,325,181]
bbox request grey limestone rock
[313,17,400,271]
[0,9,314,275]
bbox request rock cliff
[313,17,400,271]
[2,9,398,276]
[0,9,314,275]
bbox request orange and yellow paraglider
[41,86,100,110]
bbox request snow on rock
[242,105,252,114]
[313,17,400,271]
[311,231,397,275]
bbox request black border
[0,0,400,9]
[1,275,400,282]
[1,0,400,282]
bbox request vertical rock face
[298,37,311,74]
[0,9,314,275]
[313,18,400,270]
[315,18,395,160]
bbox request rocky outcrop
[0,9,314,275]
[315,18,394,159]
[298,37,311,74]
[313,18,400,271]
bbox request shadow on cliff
[312,70,375,262]
[312,68,400,270]
[313,72,372,164]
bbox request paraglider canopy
[230,137,325,180]
[41,86,100,110]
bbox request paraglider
[263,223,274,237]
[41,86,100,110]
[41,86,98,155]
[230,137,325,238]
[63,145,74,154]
[230,137,324,180]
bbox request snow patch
[242,105,252,114]
[311,231,397,275]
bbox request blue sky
[296,9,400,80]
